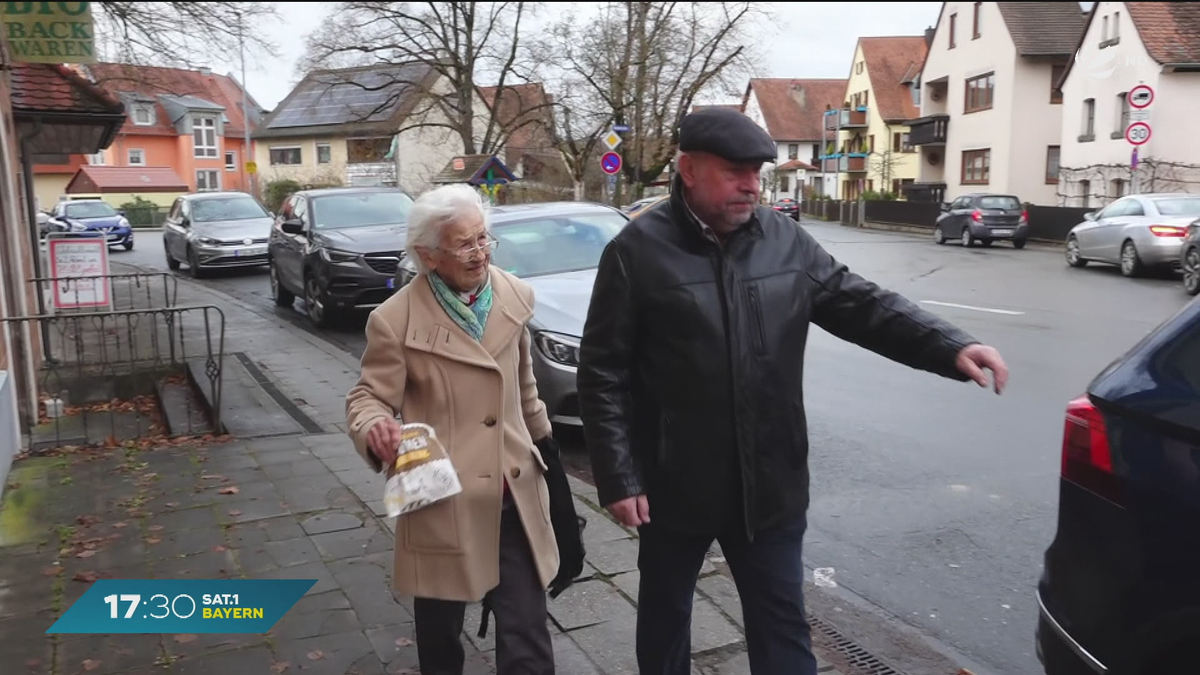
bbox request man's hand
[366,418,404,467]
[956,343,1009,394]
[607,495,650,527]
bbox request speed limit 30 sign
[1126,121,1151,146]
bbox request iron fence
[30,272,178,314]
[2,305,226,452]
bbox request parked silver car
[395,201,630,425]
[163,192,274,278]
[1065,193,1200,277]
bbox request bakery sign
[0,2,96,64]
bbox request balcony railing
[824,107,870,131]
[908,114,949,145]
[840,155,867,172]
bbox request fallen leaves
[41,566,62,577]
[213,545,227,553]
[306,650,325,661]
[395,637,414,647]
[166,502,180,508]
[75,514,101,527]
[82,658,101,671]
[145,537,162,545]
[218,486,240,495]
[228,510,243,517]
[111,521,128,529]
[147,525,164,532]
[270,662,290,673]
[172,634,198,644]
[75,550,96,559]
[73,571,99,583]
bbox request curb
[802,217,1065,252]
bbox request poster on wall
[48,237,112,310]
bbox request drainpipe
[19,119,54,372]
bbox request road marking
[920,300,1025,316]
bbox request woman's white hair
[405,184,489,273]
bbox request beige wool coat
[345,266,559,603]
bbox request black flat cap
[679,107,777,163]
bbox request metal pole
[239,11,250,195]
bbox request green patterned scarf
[429,272,493,342]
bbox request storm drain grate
[810,613,907,675]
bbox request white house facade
[741,80,847,201]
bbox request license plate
[992,229,1013,236]
[236,246,267,257]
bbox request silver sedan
[1065,193,1200,277]
[164,192,275,278]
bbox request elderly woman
[346,184,562,675]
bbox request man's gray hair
[405,184,489,273]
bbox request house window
[132,104,155,126]
[901,133,914,152]
[269,147,302,165]
[1079,180,1091,207]
[192,116,218,158]
[892,179,901,195]
[964,72,995,113]
[864,90,869,106]
[1111,178,1126,198]
[868,134,875,153]
[225,151,237,171]
[1046,145,1060,184]
[1113,12,1120,40]
[1051,65,1065,104]
[856,61,864,74]
[788,143,798,160]
[961,149,990,184]
[949,13,957,48]
[196,170,220,192]
[893,132,902,153]
[316,143,332,164]
[127,149,145,166]
[1102,15,1109,41]
[1115,92,1130,135]
[346,137,392,164]
[779,175,790,194]
[1082,98,1095,138]
[972,2,982,39]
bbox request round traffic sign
[1128,84,1154,109]
[1125,121,1152,146]
[601,151,622,175]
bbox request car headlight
[69,220,87,232]
[196,236,220,246]
[321,248,359,263]
[534,331,580,367]
[118,217,130,228]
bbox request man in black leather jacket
[577,106,1008,675]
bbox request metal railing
[30,272,179,314]
[2,305,226,452]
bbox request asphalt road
[118,222,1196,675]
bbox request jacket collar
[403,266,533,371]
[667,173,764,247]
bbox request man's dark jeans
[636,513,816,675]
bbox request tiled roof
[430,154,517,185]
[859,37,927,123]
[71,166,188,191]
[744,79,848,141]
[81,62,263,137]
[478,83,555,166]
[1126,2,1200,64]
[997,2,1088,56]
[8,63,124,116]
[777,159,818,171]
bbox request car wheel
[304,273,331,329]
[270,261,295,307]
[164,241,180,270]
[1183,247,1200,296]
[122,239,134,251]
[961,228,975,247]
[1065,235,1087,267]
[933,226,946,245]
[1120,240,1143,278]
[1012,239,1027,250]
[188,246,208,279]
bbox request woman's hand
[367,418,404,466]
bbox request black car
[773,197,799,220]
[268,187,414,328]
[934,193,1030,248]
[1182,219,1199,296]
[1036,297,1200,675]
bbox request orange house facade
[32,63,263,211]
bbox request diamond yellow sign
[602,131,622,151]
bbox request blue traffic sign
[601,152,622,175]
[612,124,631,133]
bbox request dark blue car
[48,199,134,250]
[1037,297,1200,674]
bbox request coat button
[510,467,521,479]
[484,416,497,427]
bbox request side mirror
[1084,212,1096,221]
[281,218,305,235]
[117,209,126,217]
[940,203,950,212]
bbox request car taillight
[1061,395,1122,504]
[1149,225,1187,237]
[971,210,982,222]
[1020,210,1029,222]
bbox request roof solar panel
[267,63,430,129]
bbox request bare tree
[93,2,279,70]
[301,1,555,157]
[548,2,769,203]
[868,150,904,197]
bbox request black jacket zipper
[711,242,755,542]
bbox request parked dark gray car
[934,193,1030,248]
[163,192,274,277]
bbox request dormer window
[193,116,219,158]
[132,103,155,126]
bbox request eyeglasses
[440,232,499,262]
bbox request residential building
[827,36,928,200]
[742,78,848,200]
[1058,2,1200,208]
[478,83,571,201]
[31,63,262,210]
[906,2,1086,204]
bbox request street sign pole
[1126,84,1154,194]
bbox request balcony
[824,107,870,131]
[908,114,949,146]
[839,155,867,172]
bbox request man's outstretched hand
[956,343,1009,394]
[607,495,650,528]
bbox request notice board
[48,237,112,310]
